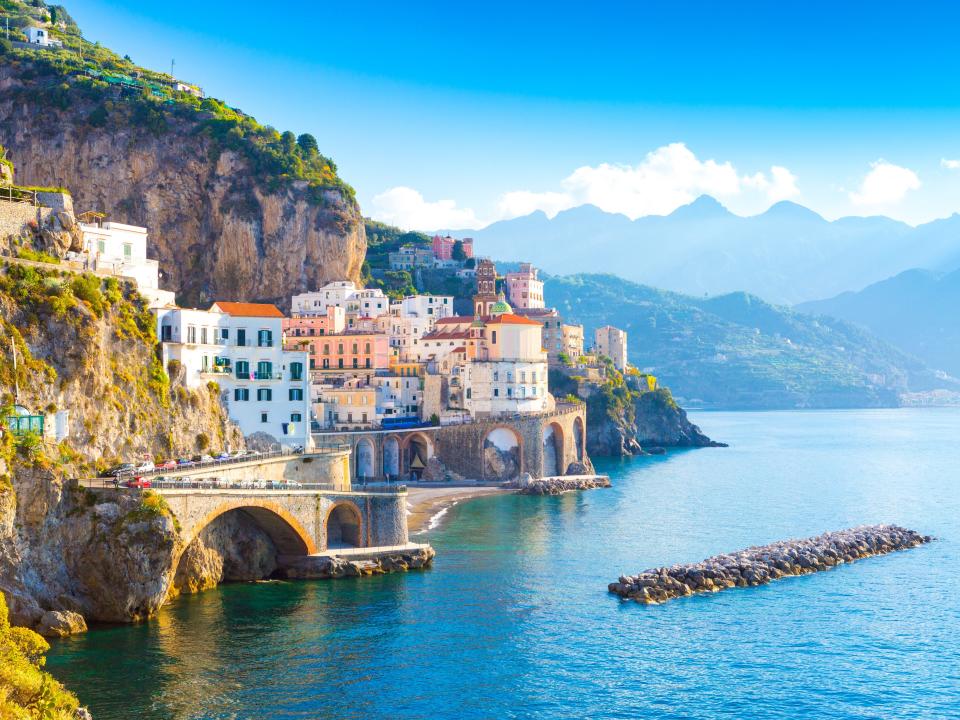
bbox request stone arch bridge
[315,402,589,483]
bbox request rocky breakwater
[515,473,612,496]
[279,546,436,579]
[609,525,931,605]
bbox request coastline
[407,486,510,533]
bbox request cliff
[0,52,365,308]
[550,366,723,457]
[0,260,241,631]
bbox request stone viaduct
[317,401,589,483]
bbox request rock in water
[609,525,931,605]
[517,475,611,495]
[35,610,88,638]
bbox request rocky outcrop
[35,609,87,638]
[609,525,931,605]
[589,388,725,456]
[278,546,435,579]
[0,61,366,308]
[172,510,278,596]
[516,474,611,496]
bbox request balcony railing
[253,371,283,380]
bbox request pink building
[285,331,390,373]
[282,306,346,338]
[505,263,545,310]
[432,235,474,261]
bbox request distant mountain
[798,268,960,377]
[452,198,960,305]
[544,274,960,409]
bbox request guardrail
[85,477,407,494]
[92,444,351,482]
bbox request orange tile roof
[211,301,284,318]
[484,313,543,326]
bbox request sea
[45,409,960,719]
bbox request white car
[135,460,155,473]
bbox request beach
[406,486,510,533]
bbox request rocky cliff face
[588,388,724,457]
[0,263,242,630]
[0,60,366,308]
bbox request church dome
[490,292,512,316]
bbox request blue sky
[65,0,960,228]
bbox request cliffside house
[154,302,311,450]
[78,215,175,307]
[26,26,63,48]
[594,325,629,370]
[505,263,545,310]
[291,281,389,323]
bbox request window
[323,359,330,369]
[261,412,268,423]
[365,342,371,353]
[257,388,272,401]
[338,343,344,354]
[123,243,132,258]
[290,413,302,423]
[323,344,330,355]
[289,388,304,401]
[365,358,371,369]
[161,324,172,342]
[338,359,344,369]
[258,329,273,347]
[309,358,316,370]
[236,328,247,347]
[494,388,499,397]
[235,360,250,378]
[200,327,208,345]
[256,361,272,379]
[493,371,499,381]
[352,358,358,368]
[221,328,229,342]
[466,388,472,399]
[290,362,303,381]
[187,325,196,344]
[96,239,105,253]
[234,388,249,401]
[492,330,497,344]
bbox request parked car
[215,452,231,460]
[104,463,136,477]
[291,445,304,454]
[123,476,151,489]
[200,454,214,463]
[177,458,194,467]
[135,460,155,473]
[158,459,178,470]
[287,480,303,489]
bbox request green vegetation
[0,0,354,204]
[544,273,958,409]
[15,247,59,265]
[0,592,81,720]
[364,219,431,270]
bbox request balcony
[254,371,283,381]
[200,365,232,375]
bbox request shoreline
[406,486,511,534]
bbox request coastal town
[2,182,641,481]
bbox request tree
[452,240,467,261]
[297,133,318,156]
[280,130,297,153]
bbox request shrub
[70,275,104,316]
[195,432,209,451]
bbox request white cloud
[941,158,960,170]
[370,186,481,231]
[494,143,799,221]
[849,160,921,206]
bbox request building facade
[79,219,174,307]
[594,325,628,370]
[154,302,311,449]
[505,263,545,310]
[290,281,389,319]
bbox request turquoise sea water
[46,409,960,719]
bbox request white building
[463,358,549,417]
[594,325,628,370]
[153,302,311,450]
[26,27,63,47]
[79,219,174,307]
[398,294,454,320]
[291,281,389,319]
[372,374,422,423]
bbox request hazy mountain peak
[666,194,732,220]
[760,201,825,222]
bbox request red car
[124,476,152,489]
[158,459,178,470]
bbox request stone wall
[0,198,48,241]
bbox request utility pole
[11,337,19,404]
[170,57,175,79]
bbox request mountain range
[449,198,960,305]
[543,274,960,409]
[798,268,960,378]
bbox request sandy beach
[406,486,510,533]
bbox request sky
[62,0,960,229]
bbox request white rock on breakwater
[516,474,611,496]
[609,525,931,605]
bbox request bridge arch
[383,435,401,479]
[573,416,585,462]
[178,500,318,557]
[355,437,377,480]
[403,432,434,480]
[325,500,364,549]
[483,425,523,480]
[542,422,564,476]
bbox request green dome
[490,292,512,316]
